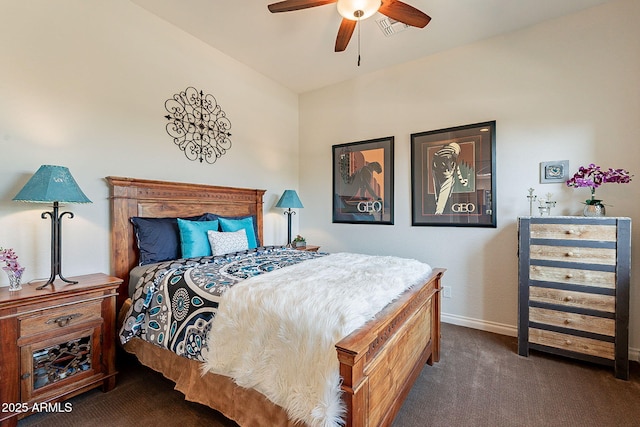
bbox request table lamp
[275,190,303,246]
[13,165,92,289]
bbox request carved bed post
[429,270,444,364]
[107,177,139,309]
[337,348,368,427]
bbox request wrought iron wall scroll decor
[164,87,232,164]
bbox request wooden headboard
[106,176,265,308]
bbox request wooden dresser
[517,216,631,379]
[0,274,121,426]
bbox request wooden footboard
[337,268,444,427]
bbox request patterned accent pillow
[207,230,249,256]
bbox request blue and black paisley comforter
[119,247,326,362]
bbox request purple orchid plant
[566,163,633,205]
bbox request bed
[107,176,445,427]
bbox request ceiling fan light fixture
[337,0,381,21]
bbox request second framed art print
[332,137,394,224]
[410,121,496,227]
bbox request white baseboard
[442,312,517,337]
[441,312,640,363]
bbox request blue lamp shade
[13,165,91,204]
[275,190,303,209]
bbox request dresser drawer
[530,286,615,313]
[529,307,615,336]
[529,328,614,360]
[530,223,617,241]
[529,245,616,265]
[19,300,102,337]
[529,265,615,289]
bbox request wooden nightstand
[295,245,320,252]
[0,273,121,426]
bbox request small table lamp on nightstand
[13,165,91,289]
[276,189,304,246]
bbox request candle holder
[537,193,556,216]
[527,188,537,216]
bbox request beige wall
[1,0,638,359]
[0,0,299,280]
[299,0,640,356]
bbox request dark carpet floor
[18,323,640,427]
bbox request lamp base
[36,275,78,290]
[283,208,296,246]
[36,202,78,290]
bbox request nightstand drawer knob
[567,229,575,235]
[565,296,573,302]
[566,251,574,257]
[46,313,82,328]
[564,319,571,325]
[566,273,573,279]
[565,340,572,346]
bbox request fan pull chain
[357,17,361,66]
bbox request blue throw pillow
[131,215,208,265]
[177,218,220,258]
[218,216,258,249]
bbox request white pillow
[207,229,249,256]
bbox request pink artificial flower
[0,247,25,276]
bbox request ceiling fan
[267,0,431,53]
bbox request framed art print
[410,121,496,227]
[540,160,569,183]
[332,137,394,224]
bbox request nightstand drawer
[530,287,615,313]
[20,300,102,337]
[529,328,614,360]
[529,307,615,336]
[530,223,617,241]
[529,245,616,265]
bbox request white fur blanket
[202,252,432,427]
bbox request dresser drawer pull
[566,251,574,257]
[46,313,82,328]
[564,319,572,325]
[566,273,573,279]
[566,229,575,235]
[565,340,572,346]
[564,296,573,302]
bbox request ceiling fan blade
[335,18,357,52]
[268,0,337,13]
[379,0,431,28]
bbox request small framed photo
[410,121,496,227]
[540,160,569,183]
[332,137,394,225]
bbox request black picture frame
[411,121,496,227]
[332,137,394,225]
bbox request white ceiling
[130,0,612,94]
